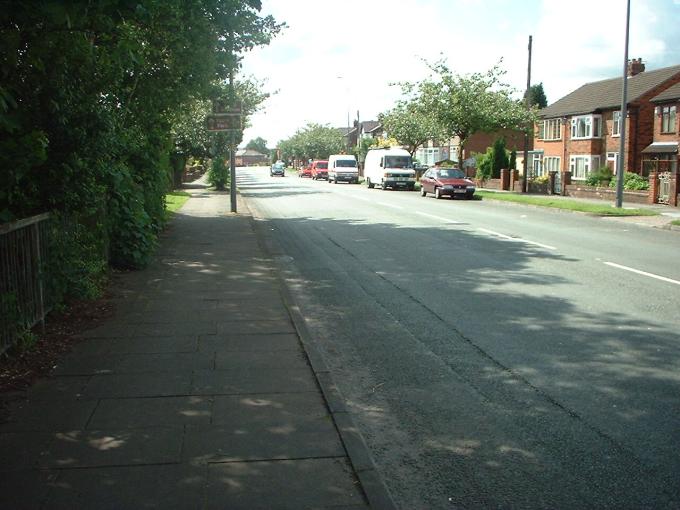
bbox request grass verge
[672,220,680,227]
[165,191,191,220]
[475,191,658,217]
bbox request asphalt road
[238,167,680,510]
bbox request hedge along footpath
[0,3,283,316]
[475,191,658,217]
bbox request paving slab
[26,376,91,401]
[0,469,56,509]
[215,320,296,335]
[135,322,217,337]
[205,458,367,510]
[39,427,183,468]
[191,368,319,395]
[51,352,122,376]
[44,464,207,510]
[87,396,212,429]
[214,350,309,371]
[82,373,193,399]
[199,333,301,352]
[0,431,55,471]
[0,399,98,432]
[115,351,214,373]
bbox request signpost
[206,100,242,213]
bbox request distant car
[420,168,475,199]
[310,160,328,180]
[298,165,312,178]
[270,162,285,177]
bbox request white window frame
[569,155,600,180]
[607,152,620,174]
[539,119,562,140]
[612,111,621,137]
[570,114,602,139]
[543,156,561,175]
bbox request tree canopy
[0,1,283,299]
[379,98,445,157]
[246,136,270,155]
[527,83,548,109]
[278,123,345,162]
[401,59,537,165]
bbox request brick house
[234,149,269,166]
[644,83,679,205]
[534,60,680,182]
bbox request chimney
[627,58,645,77]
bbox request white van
[328,154,359,184]
[363,148,415,190]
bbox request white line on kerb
[378,202,404,210]
[604,262,680,286]
[477,228,557,251]
[415,211,463,224]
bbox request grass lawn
[475,190,658,217]
[672,220,680,227]
[165,191,191,220]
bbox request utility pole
[229,68,237,213]
[522,35,532,193]
[615,0,631,208]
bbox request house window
[569,155,600,180]
[544,156,561,174]
[571,115,602,139]
[539,119,562,140]
[661,105,676,133]
[612,111,621,137]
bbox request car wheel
[367,178,374,189]
[381,180,387,190]
[420,186,427,197]
[435,187,442,199]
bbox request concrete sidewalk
[1,185,393,509]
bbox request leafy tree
[246,137,269,154]
[278,123,344,162]
[379,99,444,157]
[403,59,536,167]
[526,83,548,109]
[475,149,494,181]
[509,149,517,170]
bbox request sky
[239,0,680,148]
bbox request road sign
[205,113,241,132]
[212,100,242,115]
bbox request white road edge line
[604,261,680,286]
[477,228,557,251]
[377,202,404,210]
[415,211,463,224]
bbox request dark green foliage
[0,1,282,315]
[491,138,509,178]
[609,172,649,191]
[509,150,517,170]
[585,166,613,187]
[246,137,269,155]
[475,148,494,180]
[526,83,548,108]
[208,157,230,191]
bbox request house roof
[361,121,382,133]
[652,82,680,103]
[235,149,267,157]
[540,64,680,118]
[337,126,357,136]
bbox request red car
[298,165,312,178]
[311,160,328,180]
[420,168,476,199]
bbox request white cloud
[240,0,679,147]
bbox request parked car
[311,160,329,180]
[328,154,359,184]
[420,168,476,199]
[270,162,285,177]
[298,164,312,178]
[364,147,415,190]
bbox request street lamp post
[615,0,631,208]
[337,76,351,152]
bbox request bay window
[570,155,601,180]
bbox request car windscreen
[316,162,328,169]
[384,156,412,169]
[438,169,465,179]
[273,164,284,169]
[335,159,357,168]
